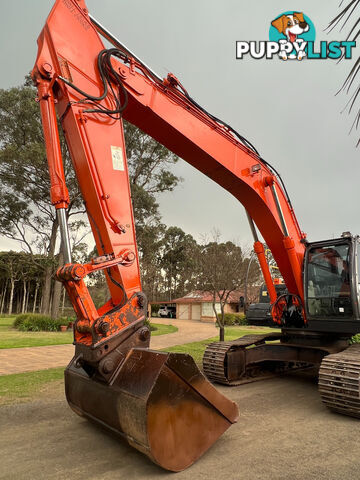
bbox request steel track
[202,333,299,386]
[319,344,360,418]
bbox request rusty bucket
[65,348,239,471]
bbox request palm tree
[328,1,360,145]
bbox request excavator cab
[304,234,360,334]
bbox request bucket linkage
[58,260,239,472]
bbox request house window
[202,302,221,316]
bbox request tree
[328,1,360,145]
[198,231,249,341]
[124,119,180,233]
[123,120,182,298]
[0,79,182,316]
[136,224,164,303]
[124,121,180,199]
[160,226,199,301]
[0,77,84,316]
[0,251,48,315]
[0,252,22,315]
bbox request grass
[0,367,64,405]
[0,323,357,406]
[0,326,271,405]
[163,326,274,364]
[0,317,15,328]
[0,327,74,349]
[151,323,177,336]
[0,317,177,349]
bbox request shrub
[236,313,248,326]
[13,314,73,332]
[18,319,42,332]
[59,316,74,327]
[144,318,157,332]
[223,313,248,326]
[350,334,360,344]
[222,313,237,326]
[13,314,29,329]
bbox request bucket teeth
[65,348,239,472]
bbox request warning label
[111,146,125,171]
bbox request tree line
[0,77,261,318]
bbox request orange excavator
[33,0,360,472]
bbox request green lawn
[0,326,272,404]
[0,317,16,327]
[0,367,64,405]
[163,326,275,364]
[0,317,74,348]
[151,323,177,336]
[0,317,177,349]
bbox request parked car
[158,305,176,318]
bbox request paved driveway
[0,319,217,375]
[150,317,217,349]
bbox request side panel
[61,109,141,301]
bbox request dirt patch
[1,373,360,479]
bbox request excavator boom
[34,0,307,311]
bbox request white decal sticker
[111,146,124,171]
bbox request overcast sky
[0,0,359,252]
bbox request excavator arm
[32,0,317,472]
[33,0,307,313]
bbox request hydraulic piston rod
[57,208,72,264]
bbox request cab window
[307,243,352,317]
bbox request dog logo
[236,12,355,61]
[269,11,315,60]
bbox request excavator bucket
[65,348,239,472]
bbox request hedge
[222,313,248,326]
[13,314,73,332]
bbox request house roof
[172,290,244,304]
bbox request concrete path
[0,318,217,375]
[150,317,217,349]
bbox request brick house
[172,290,244,323]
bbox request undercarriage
[203,331,360,417]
